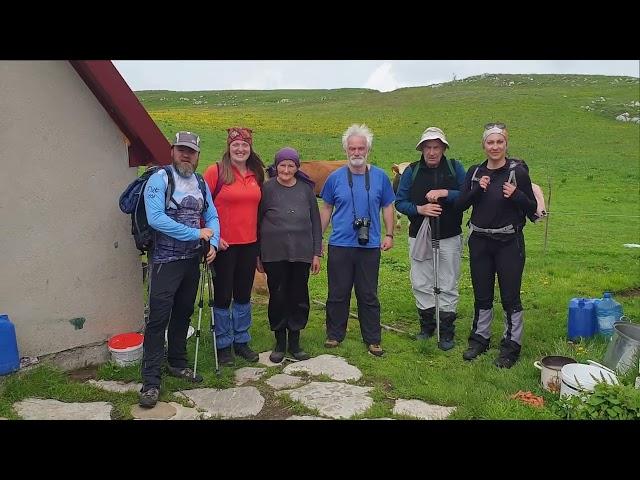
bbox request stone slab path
[9,354,457,420]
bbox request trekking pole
[205,248,220,375]
[192,247,207,379]
[543,176,552,255]
[431,214,441,344]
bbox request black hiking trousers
[141,256,200,390]
[262,260,311,332]
[326,246,382,345]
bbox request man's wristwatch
[385,234,394,239]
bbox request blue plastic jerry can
[567,298,597,341]
[0,314,20,375]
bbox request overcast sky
[112,60,639,92]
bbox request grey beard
[348,157,366,167]
[174,162,195,178]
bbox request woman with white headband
[454,123,537,369]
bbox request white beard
[348,156,366,168]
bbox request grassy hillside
[138,74,640,418]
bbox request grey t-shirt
[259,178,322,263]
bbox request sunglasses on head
[484,122,506,130]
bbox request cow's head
[391,162,411,193]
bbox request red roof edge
[69,60,170,167]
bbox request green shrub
[553,382,640,420]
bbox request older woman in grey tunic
[257,147,322,363]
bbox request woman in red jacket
[203,127,265,366]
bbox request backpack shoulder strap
[445,157,456,178]
[194,172,209,213]
[211,163,224,201]
[470,165,481,189]
[507,159,519,187]
[162,166,176,209]
[409,160,422,186]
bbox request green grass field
[2,74,638,419]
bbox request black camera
[353,218,371,245]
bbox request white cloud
[364,62,399,92]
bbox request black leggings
[212,242,258,308]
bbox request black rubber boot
[462,333,490,361]
[416,307,436,340]
[437,311,456,351]
[288,330,310,361]
[269,330,287,363]
[494,338,521,369]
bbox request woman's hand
[503,182,516,198]
[479,176,491,191]
[311,256,321,274]
[218,238,229,251]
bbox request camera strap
[347,166,371,223]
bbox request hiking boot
[234,342,259,362]
[438,338,455,351]
[494,355,518,369]
[166,366,203,383]
[324,338,340,348]
[463,338,489,361]
[139,387,159,408]
[494,338,521,369]
[269,350,285,363]
[216,346,235,366]
[368,344,384,357]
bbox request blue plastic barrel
[567,298,597,341]
[0,313,20,375]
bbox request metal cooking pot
[602,321,640,374]
[534,355,577,393]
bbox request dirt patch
[67,364,98,382]
[249,384,297,420]
[617,286,640,298]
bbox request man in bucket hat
[394,126,466,350]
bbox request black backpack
[119,166,209,255]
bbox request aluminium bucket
[602,321,640,374]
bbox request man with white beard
[139,131,220,408]
[319,124,395,356]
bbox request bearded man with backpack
[139,131,220,408]
[395,127,466,351]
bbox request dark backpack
[119,166,209,255]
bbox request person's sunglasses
[484,122,506,130]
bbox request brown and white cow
[299,160,347,196]
[391,162,411,229]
